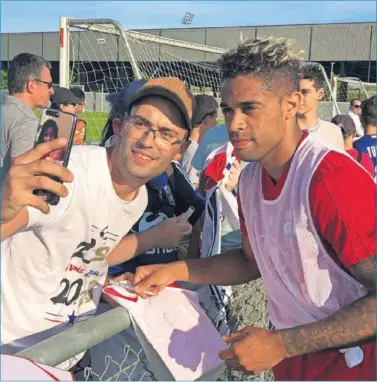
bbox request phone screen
[35,109,77,167]
[33,109,77,205]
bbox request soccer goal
[59,17,225,142]
[59,17,339,143]
[332,76,377,113]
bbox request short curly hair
[218,37,303,95]
[298,63,325,90]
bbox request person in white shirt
[180,94,219,185]
[0,77,194,371]
[297,64,344,149]
[347,98,364,138]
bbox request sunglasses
[353,105,361,109]
[34,79,53,89]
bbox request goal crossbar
[67,18,226,54]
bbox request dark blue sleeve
[353,138,366,152]
[170,162,205,225]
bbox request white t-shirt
[308,119,344,150]
[1,145,147,369]
[347,109,364,137]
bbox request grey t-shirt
[1,95,38,176]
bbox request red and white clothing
[198,142,240,335]
[201,142,240,257]
[238,133,376,380]
[1,146,147,370]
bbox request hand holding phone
[33,108,78,205]
[2,139,73,223]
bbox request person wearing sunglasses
[347,98,364,138]
[1,52,54,176]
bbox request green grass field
[35,109,226,144]
[35,109,108,143]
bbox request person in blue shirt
[353,96,376,177]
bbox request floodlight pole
[181,12,194,27]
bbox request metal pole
[59,17,69,87]
[367,25,373,83]
[319,64,340,115]
[66,18,143,80]
[101,83,104,112]
[115,22,142,79]
[330,62,335,86]
[332,76,338,117]
[359,80,370,99]
[15,307,131,367]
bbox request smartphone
[74,119,87,145]
[33,108,78,205]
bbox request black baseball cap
[70,87,86,103]
[51,86,82,105]
[331,114,356,137]
[127,77,196,133]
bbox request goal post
[59,17,341,143]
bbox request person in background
[331,114,374,177]
[347,98,364,137]
[1,53,54,175]
[100,79,147,148]
[189,123,230,187]
[353,95,377,176]
[50,86,83,115]
[297,63,344,149]
[180,94,218,183]
[70,87,86,115]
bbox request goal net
[59,17,339,143]
[333,76,376,113]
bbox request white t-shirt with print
[1,145,147,369]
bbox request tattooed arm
[280,256,376,357]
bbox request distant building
[2,22,375,89]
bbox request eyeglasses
[125,116,187,151]
[353,105,361,109]
[34,79,53,89]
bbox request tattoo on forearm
[349,256,376,293]
[280,256,376,357]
